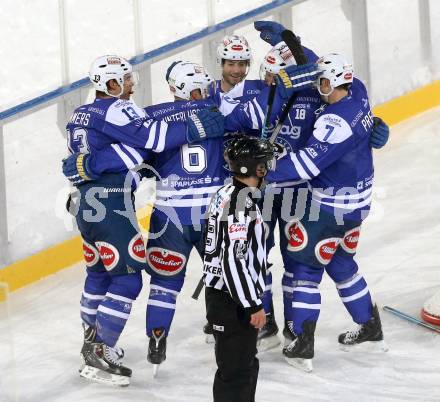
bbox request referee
[203,135,275,402]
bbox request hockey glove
[254,20,285,46]
[370,117,390,149]
[275,63,321,100]
[62,152,100,186]
[273,142,287,160]
[187,108,225,143]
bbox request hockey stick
[268,30,308,144]
[383,306,440,334]
[261,30,306,140]
[260,29,309,143]
[260,83,277,139]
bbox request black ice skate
[282,320,295,347]
[81,323,124,360]
[257,309,280,352]
[282,321,316,372]
[203,322,215,344]
[79,341,132,386]
[338,304,389,352]
[148,328,167,377]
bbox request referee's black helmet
[224,135,275,178]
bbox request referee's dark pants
[205,287,259,402]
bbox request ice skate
[338,304,389,352]
[79,341,132,386]
[282,320,295,348]
[147,328,167,377]
[81,323,124,360]
[257,313,280,352]
[203,322,215,344]
[283,321,315,372]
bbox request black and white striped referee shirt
[203,178,267,313]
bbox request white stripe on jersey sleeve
[154,121,168,152]
[145,121,157,148]
[290,152,312,180]
[252,99,265,126]
[298,150,320,177]
[247,102,260,130]
[122,144,144,164]
[111,144,135,169]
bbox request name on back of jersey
[69,111,90,126]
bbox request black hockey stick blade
[383,305,440,334]
[267,30,308,144]
[281,29,307,65]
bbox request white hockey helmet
[166,61,214,100]
[316,53,353,94]
[216,34,252,64]
[259,41,296,81]
[89,55,135,96]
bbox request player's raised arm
[84,56,225,151]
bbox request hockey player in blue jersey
[252,41,322,352]
[200,31,389,347]
[64,51,388,374]
[265,53,388,372]
[62,55,224,386]
[141,61,229,375]
[212,33,389,353]
[213,34,266,102]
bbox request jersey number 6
[181,144,207,174]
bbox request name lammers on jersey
[69,111,90,126]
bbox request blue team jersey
[66,97,192,178]
[266,78,374,221]
[211,79,266,104]
[144,100,227,226]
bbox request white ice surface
[1,108,440,401]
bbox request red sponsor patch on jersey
[285,220,308,252]
[231,44,243,51]
[314,238,340,265]
[128,234,146,263]
[340,227,361,254]
[96,241,120,271]
[82,241,99,267]
[147,247,186,276]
